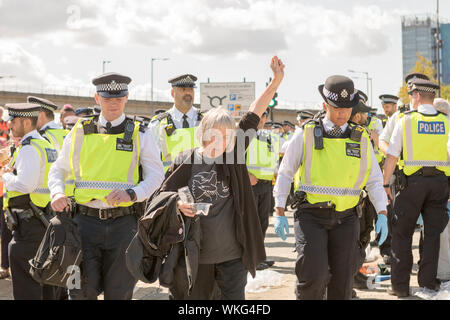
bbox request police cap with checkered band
[407,78,440,95]
[6,103,42,121]
[168,74,197,88]
[318,75,360,108]
[27,96,59,112]
[92,72,132,98]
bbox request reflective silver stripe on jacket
[30,141,47,191]
[34,188,50,194]
[65,179,74,185]
[404,160,450,167]
[298,185,361,197]
[163,161,172,168]
[300,125,368,194]
[45,130,61,153]
[74,181,136,190]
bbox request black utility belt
[294,203,356,219]
[409,167,445,177]
[75,204,137,220]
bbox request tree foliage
[398,54,450,104]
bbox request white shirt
[48,113,165,208]
[2,130,44,194]
[40,121,62,131]
[387,104,450,158]
[273,116,387,213]
[380,110,399,143]
[148,105,201,149]
[371,118,384,135]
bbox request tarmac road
[0,209,423,300]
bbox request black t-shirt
[188,148,242,264]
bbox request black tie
[328,125,343,137]
[182,114,189,128]
[105,122,112,134]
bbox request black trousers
[8,216,55,300]
[391,175,449,292]
[294,207,359,300]
[252,181,273,239]
[0,198,12,269]
[69,213,138,300]
[172,258,247,300]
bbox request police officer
[378,73,429,265]
[296,110,314,127]
[247,109,278,270]
[149,74,203,172]
[1,103,57,300]
[27,96,67,154]
[383,78,449,297]
[48,72,165,300]
[273,75,388,300]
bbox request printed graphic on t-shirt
[190,170,230,203]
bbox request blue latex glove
[274,216,289,241]
[416,214,424,226]
[376,214,388,246]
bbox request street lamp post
[151,57,169,115]
[102,60,111,73]
[348,70,372,106]
[435,0,441,97]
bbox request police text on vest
[418,121,445,135]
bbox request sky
[0,0,448,112]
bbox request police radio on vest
[418,121,445,135]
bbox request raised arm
[248,56,285,118]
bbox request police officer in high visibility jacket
[48,72,165,300]
[27,96,67,153]
[149,74,203,173]
[28,96,74,197]
[247,110,278,270]
[274,76,388,300]
[383,78,450,298]
[1,103,57,300]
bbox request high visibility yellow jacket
[401,111,450,176]
[69,117,141,207]
[298,122,371,212]
[247,131,278,181]
[4,138,56,209]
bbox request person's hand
[376,213,388,246]
[249,173,258,186]
[105,189,131,206]
[0,165,13,177]
[274,215,289,241]
[270,56,285,82]
[177,200,195,218]
[51,193,71,213]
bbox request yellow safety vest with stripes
[69,118,141,207]
[43,128,69,153]
[3,138,56,209]
[152,112,202,172]
[401,111,450,176]
[246,131,278,181]
[367,117,384,164]
[43,127,74,197]
[298,122,372,212]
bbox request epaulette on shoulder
[81,115,97,125]
[301,118,319,129]
[151,112,170,123]
[21,136,33,146]
[139,123,148,133]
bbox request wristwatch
[383,184,390,188]
[125,189,137,202]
